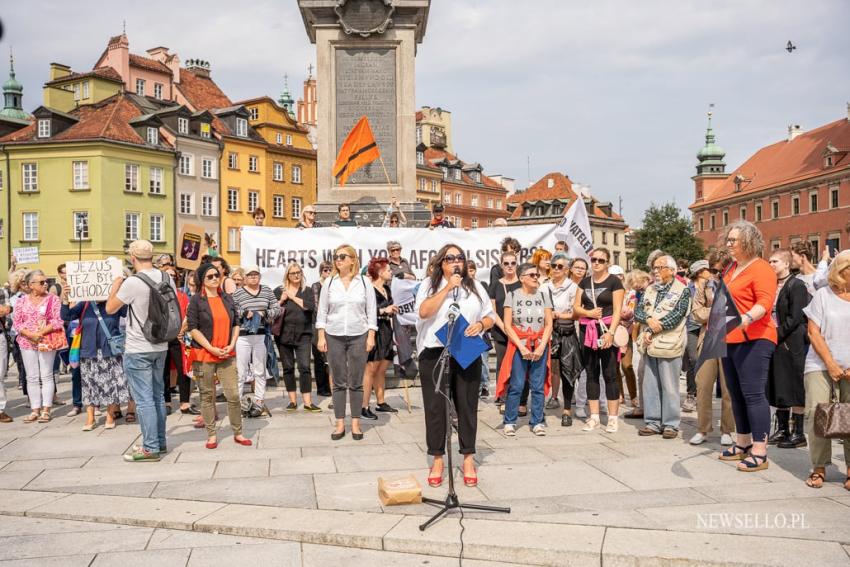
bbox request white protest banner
[390,277,421,326]
[554,200,593,262]
[13,246,39,265]
[65,258,124,302]
[241,224,558,285]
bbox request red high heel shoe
[205,440,218,449]
[234,437,253,446]
[427,469,444,488]
[463,468,478,487]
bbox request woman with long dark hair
[416,244,495,488]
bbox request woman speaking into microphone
[415,244,495,488]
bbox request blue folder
[435,314,490,369]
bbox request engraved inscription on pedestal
[335,48,397,185]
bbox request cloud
[2,0,848,226]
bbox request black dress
[767,276,809,407]
[368,283,395,362]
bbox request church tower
[692,107,727,203]
[296,64,317,127]
[278,74,295,116]
[0,49,29,121]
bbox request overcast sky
[3,1,849,226]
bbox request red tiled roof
[177,68,232,111]
[700,117,850,205]
[508,172,624,221]
[128,54,172,74]
[0,94,172,148]
[423,147,506,191]
[415,111,423,122]
[44,67,123,86]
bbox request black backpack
[129,272,181,343]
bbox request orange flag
[333,116,380,187]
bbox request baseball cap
[244,265,261,275]
[608,265,625,276]
[128,240,154,260]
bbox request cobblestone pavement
[0,369,848,566]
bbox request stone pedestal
[298,0,431,223]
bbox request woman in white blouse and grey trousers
[316,244,377,440]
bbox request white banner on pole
[241,225,558,285]
[390,277,421,326]
[554,200,593,262]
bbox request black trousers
[583,346,620,401]
[312,343,330,393]
[419,347,481,456]
[163,340,191,404]
[279,336,312,394]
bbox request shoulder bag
[92,303,125,356]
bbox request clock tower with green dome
[692,107,727,204]
[1,50,29,121]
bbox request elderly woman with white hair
[802,250,850,490]
[718,220,777,472]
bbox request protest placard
[65,258,124,302]
[12,246,39,265]
[177,223,204,270]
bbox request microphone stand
[419,293,511,531]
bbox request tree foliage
[633,202,705,269]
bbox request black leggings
[419,347,480,456]
[279,337,312,394]
[163,340,191,404]
[583,346,619,402]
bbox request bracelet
[743,313,754,324]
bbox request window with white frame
[227,152,238,169]
[153,83,163,100]
[227,188,239,211]
[471,217,479,229]
[22,212,38,241]
[22,163,38,192]
[249,107,258,120]
[228,227,240,252]
[831,185,839,209]
[487,219,493,228]
[82,81,89,99]
[443,192,451,204]
[487,197,493,209]
[471,195,479,207]
[200,123,211,139]
[292,165,302,183]
[431,180,438,193]
[419,178,426,192]
[150,214,164,242]
[291,197,302,220]
[125,164,139,192]
[472,171,481,183]
[496,199,502,209]
[135,78,145,96]
[441,166,448,179]
[236,118,248,137]
[792,195,800,215]
[201,157,215,179]
[454,168,461,181]
[201,193,215,217]
[810,192,818,213]
[37,119,50,138]
[72,83,81,101]
[248,155,258,172]
[286,134,292,146]
[72,161,89,190]
[179,192,194,215]
[273,162,283,181]
[273,195,284,218]
[755,203,763,222]
[416,126,422,144]
[739,206,746,220]
[417,151,424,165]
[454,192,462,205]
[149,167,163,194]
[146,127,159,145]
[125,212,140,241]
[179,154,193,176]
[248,191,259,212]
[699,216,704,231]
[72,211,89,240]
[276,133,282,145]
[177,117,189,135]
[722,210,729,225]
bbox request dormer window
[178,117,189,135]
[37,119,51,138]
[249,108,259,121]
[454,168,461,181]
[824,155,833,168]
[472,171,481,183]
[416,151,424,165]
[441,166,448,180]
[236,118,248,137]
[146,127,159,145]
[200,123,211,139]
[135,78,145,96]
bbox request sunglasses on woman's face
[590,258,607,264]
[333,254,351,261]
[443,254,465,263]
[205,273,220,281]
[551,263,566,270]
[321,268,332,273]
[522,272,540,279]
[502,260,517,267]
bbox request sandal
[125,412,136,423]
[738,453,769,472]
[37,411,51,423]
[805,471,825,489]
[23,411,40,423]
[719,444,752,461]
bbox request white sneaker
[532,424,547,436]
[720,433,734,446]
[582,417,599,431]
[689,432,707,445]
[504,424,516,437]
[605,417,619,433]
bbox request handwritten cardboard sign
[66,258,124,302]
[12,246,39,265]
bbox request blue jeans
[71,366,82,408]
[480,353,489,389]
[504,347,548,427]
[124,351,167,454]
[642,355,682,431]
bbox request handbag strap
[91,303,115,341]
[589,276,610,335]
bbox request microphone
[447,302,461,322]
[452,266,461,302]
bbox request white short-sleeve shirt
[414,278,494,354]
[803,286,850,374]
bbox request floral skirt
[80,350,130,407]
